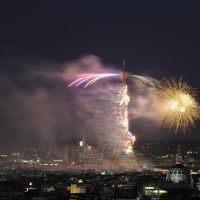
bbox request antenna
[122,59,125,72]
[121,59,127,84]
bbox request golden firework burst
[157,78,200,133]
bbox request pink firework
[68,73,119,88]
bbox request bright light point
[101,171,106,175]
[179,107,186,113]
[169,100,179,110]
[131,135,136,144]
[124,95,130,104]
[125,146,133,154]
[79,140,84,147]
[78,179,83,183]
[180,94,192,105]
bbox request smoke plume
[0,55,164,150]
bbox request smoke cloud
[0,55,165,150]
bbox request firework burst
[157,78,200,132]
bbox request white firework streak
[120,84,136,154]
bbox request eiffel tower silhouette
[104,60,141,172]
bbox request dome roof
[166,164,191,183]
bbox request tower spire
[175,146,183,164]
[121,59,128,84]
[122,59,125,72]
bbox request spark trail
[68,73,118,88]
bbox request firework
[119,83,136,154]
[68,72,136,154]
[68,73,157,88]
[157,78,200,132]
[68,73,118,88]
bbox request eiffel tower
[109,137,141,172]
[109,60,141,172]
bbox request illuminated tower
[109,60,141,171]
[79,134,87,165]
[175,146,183,164]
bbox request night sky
[0,1,200,148]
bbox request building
[166,147,192,185]
[166,164,192,184]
